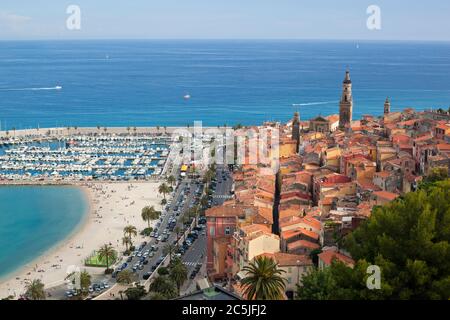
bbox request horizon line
[1,38,450,43]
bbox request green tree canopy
[297,179,450,300]
[149,276,177,299]
[117,270,134,285]
[158,183,171,200]
[24,279,46,300]
[141,206,160,228]
[169,258,188,293]
[98,244,116,271]
[123,225,137,238]
[125,285,146,300]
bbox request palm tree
[241,256,286,300]
[163,243,177,264]
[149,292,168,300]
[80,270,91,294]
[161,198,167,210]
[158,183,170,200]
[98,244,116,272]
[167,175,176,187]
[123,225,137,238]
[169,258,188,294]
[149,276,177,299]
[117,270,134,285]
[127,127,131,135]
[24,279,46,300]
[122,236,132,252]
[200,195,209,208]
[163,126,167,134]
[174,226,181,240]
[187,205,200,227]
[141,206,160,228]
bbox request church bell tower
[292,111,300,153]
[384,97,391,115]
[339,70,353,129]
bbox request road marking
[183,261,202,266]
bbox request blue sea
[0,186,88,279]
[0,40,450,130]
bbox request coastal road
[46,274,112,300]
[179,164,234,294]
[119,175,201,283]
[211,164,233,206]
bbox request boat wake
[0,86,62,91]
[297,100,339,106]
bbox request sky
[0,0,449,41]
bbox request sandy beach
[0,181,164,299]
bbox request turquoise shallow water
[0,186,88,279]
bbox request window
[225,226,231,235]
[209,227,215,236]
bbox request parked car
[143,272,151,280]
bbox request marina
[0,133,171,182]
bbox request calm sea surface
[0,40,449,129]
[0,186,88,279]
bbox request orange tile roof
[356,178,381,191]
[373,191,400,201]
[287,239,320,251]
[255,207,274,224]
[437,143,450,151]
[326,114,340,123]
[318,250,354,267]
[280,216,321,230]
[375,171,391,178]
[240,223,271,236]
[257,252,313,267]
[281,227,319,241]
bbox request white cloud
[0,11,32,30]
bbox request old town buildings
[205,70,450,299]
